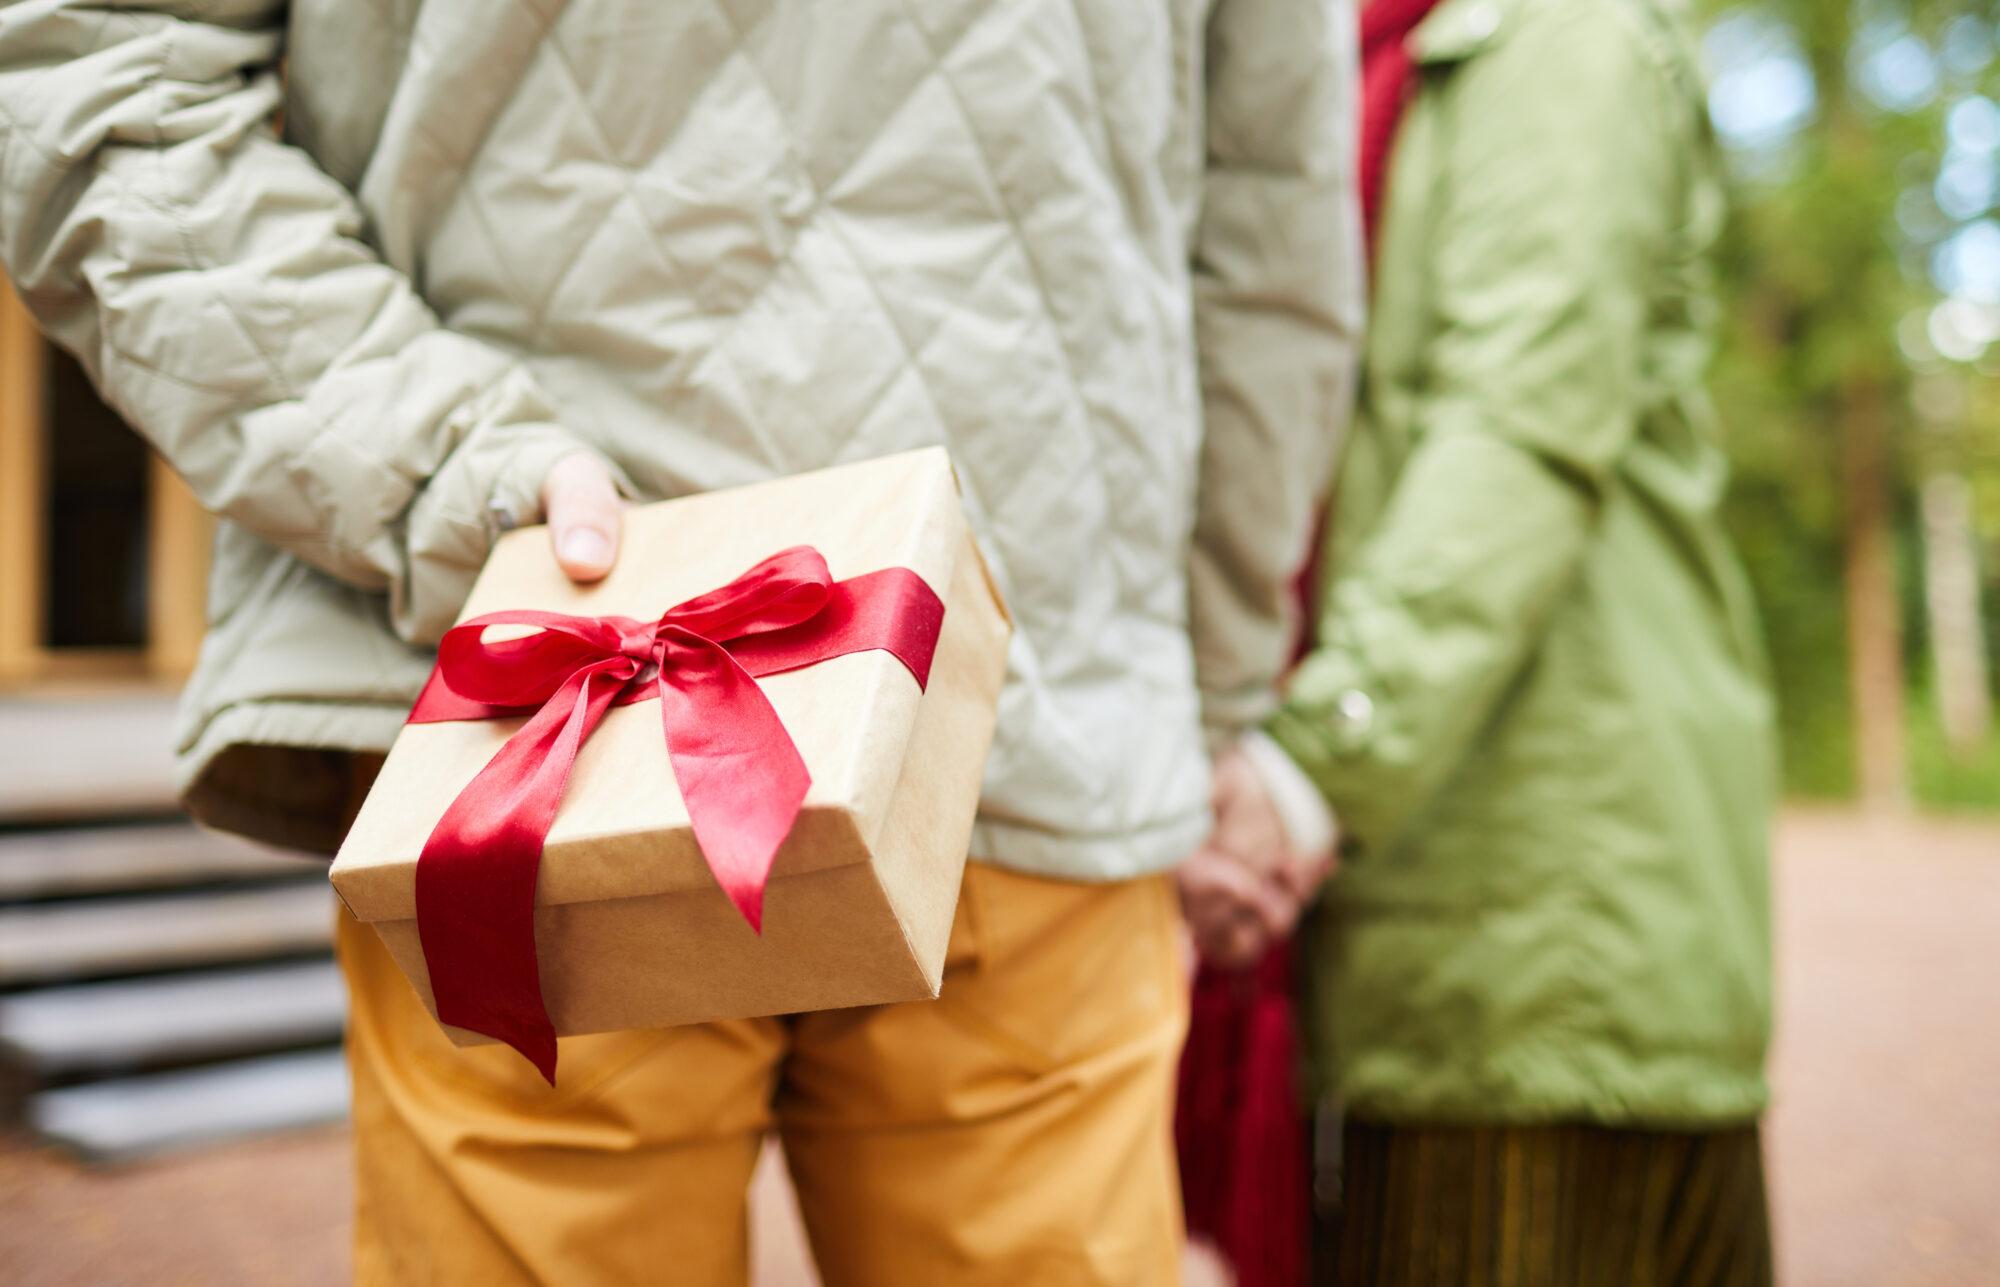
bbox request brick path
[3,810,1996,1286]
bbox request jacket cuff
[390,411,621,644]
[1262,645,1394,845]
[1238,728,1339,858]
[481,431,634,538]
[1199,682,1284,754]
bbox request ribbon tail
[415,661,626,1084]
[657,635,810,933]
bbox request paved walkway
[3,810,1996,1286]
[1763,810,2000,1287]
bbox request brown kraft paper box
[329,447,1012,1046]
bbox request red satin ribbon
[405,545,945,1083]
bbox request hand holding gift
[331,450,1011,1083]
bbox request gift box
[330,448,1011,1081]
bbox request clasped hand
[1177,746,1334,969]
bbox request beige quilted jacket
[0,0,1361,877]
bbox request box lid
[331,448,980,923]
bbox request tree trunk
[1920,470,1992,757]
[1840,385,1910,810]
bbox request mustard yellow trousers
[338,862,1188,1285]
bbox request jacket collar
[1410,0,1522,64]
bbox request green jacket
[1267,0,1775,1125]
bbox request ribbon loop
[434,610,643,708]
[658,545,834,641]
[406,546,946,1083]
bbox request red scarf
[1174,5,1439,1283]
[1360,0,1444,251]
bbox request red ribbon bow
[406,545,945,1082]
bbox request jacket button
[1458,3,1500,40]
[1331,689,1376,744]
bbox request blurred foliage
[1909,676,2000,801]
[1702,0,2000,805]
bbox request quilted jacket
[0,0,1363,871]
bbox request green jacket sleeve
[1264,0,1689,848]
[0,0,607,644]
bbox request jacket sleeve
[1187,0,1365,745]
[0,0,603,643]
[1263,3,1691,849]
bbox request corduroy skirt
[1317,1119,1774,1287]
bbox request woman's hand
[1178,845,1302,969]
[1177,747,1337,969]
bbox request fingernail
[559,528,612,568]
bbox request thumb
[541,451,623,583]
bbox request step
[0,883,335,986]
[29,1046,349,1161]
[0,959,344,1075]
[0,694,181,822]
[0,822,309,902]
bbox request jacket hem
[180,697,1214,879]
[969,808,1210,884]
[1331,1071,1771,1130]
[179,699,411,855]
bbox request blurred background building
[0,278,347,1162]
